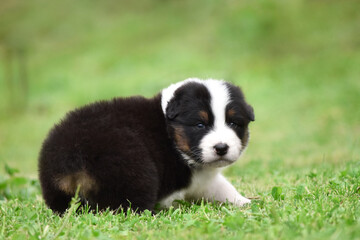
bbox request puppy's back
[38,95,185,213]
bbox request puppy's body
[39,78,254,213]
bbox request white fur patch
[159,168,220,208]
[159,190,185,208]
[159,170,250,208]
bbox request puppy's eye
[229,122,238,128]
[196,123,206,129]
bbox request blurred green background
[0,0,359,176]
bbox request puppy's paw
[234,196,251,207]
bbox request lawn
[1,0,360,239]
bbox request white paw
[234,196,251,207]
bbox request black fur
[225,83,255,122]
[225,83,254,147]
[165,82,214,163]
[39,95,191,213]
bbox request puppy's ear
[166,98,180,120]
[246,104,255,122]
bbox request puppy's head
[162,78,254,168]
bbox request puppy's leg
[87,154,160,213]
[89,186,157,213]
[203,174,250,207]
[40,180,73,214]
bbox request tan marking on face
[56,171,98,197]
[199,111,209,123]
[227,109,236,117]
[174,126,190,152]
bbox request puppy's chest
[158,169,219,207]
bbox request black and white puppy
[39,78,254,214]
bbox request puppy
[38,78,254,214]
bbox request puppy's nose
[213,143,229,156]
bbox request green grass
[1,0,360,239]
[1,161,360,239]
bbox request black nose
[213,143,229,156]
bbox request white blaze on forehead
[203,80,230,129]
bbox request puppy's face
[162,79,254,168]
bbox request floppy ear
[246,104,255,121]
[166,98,180,120]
